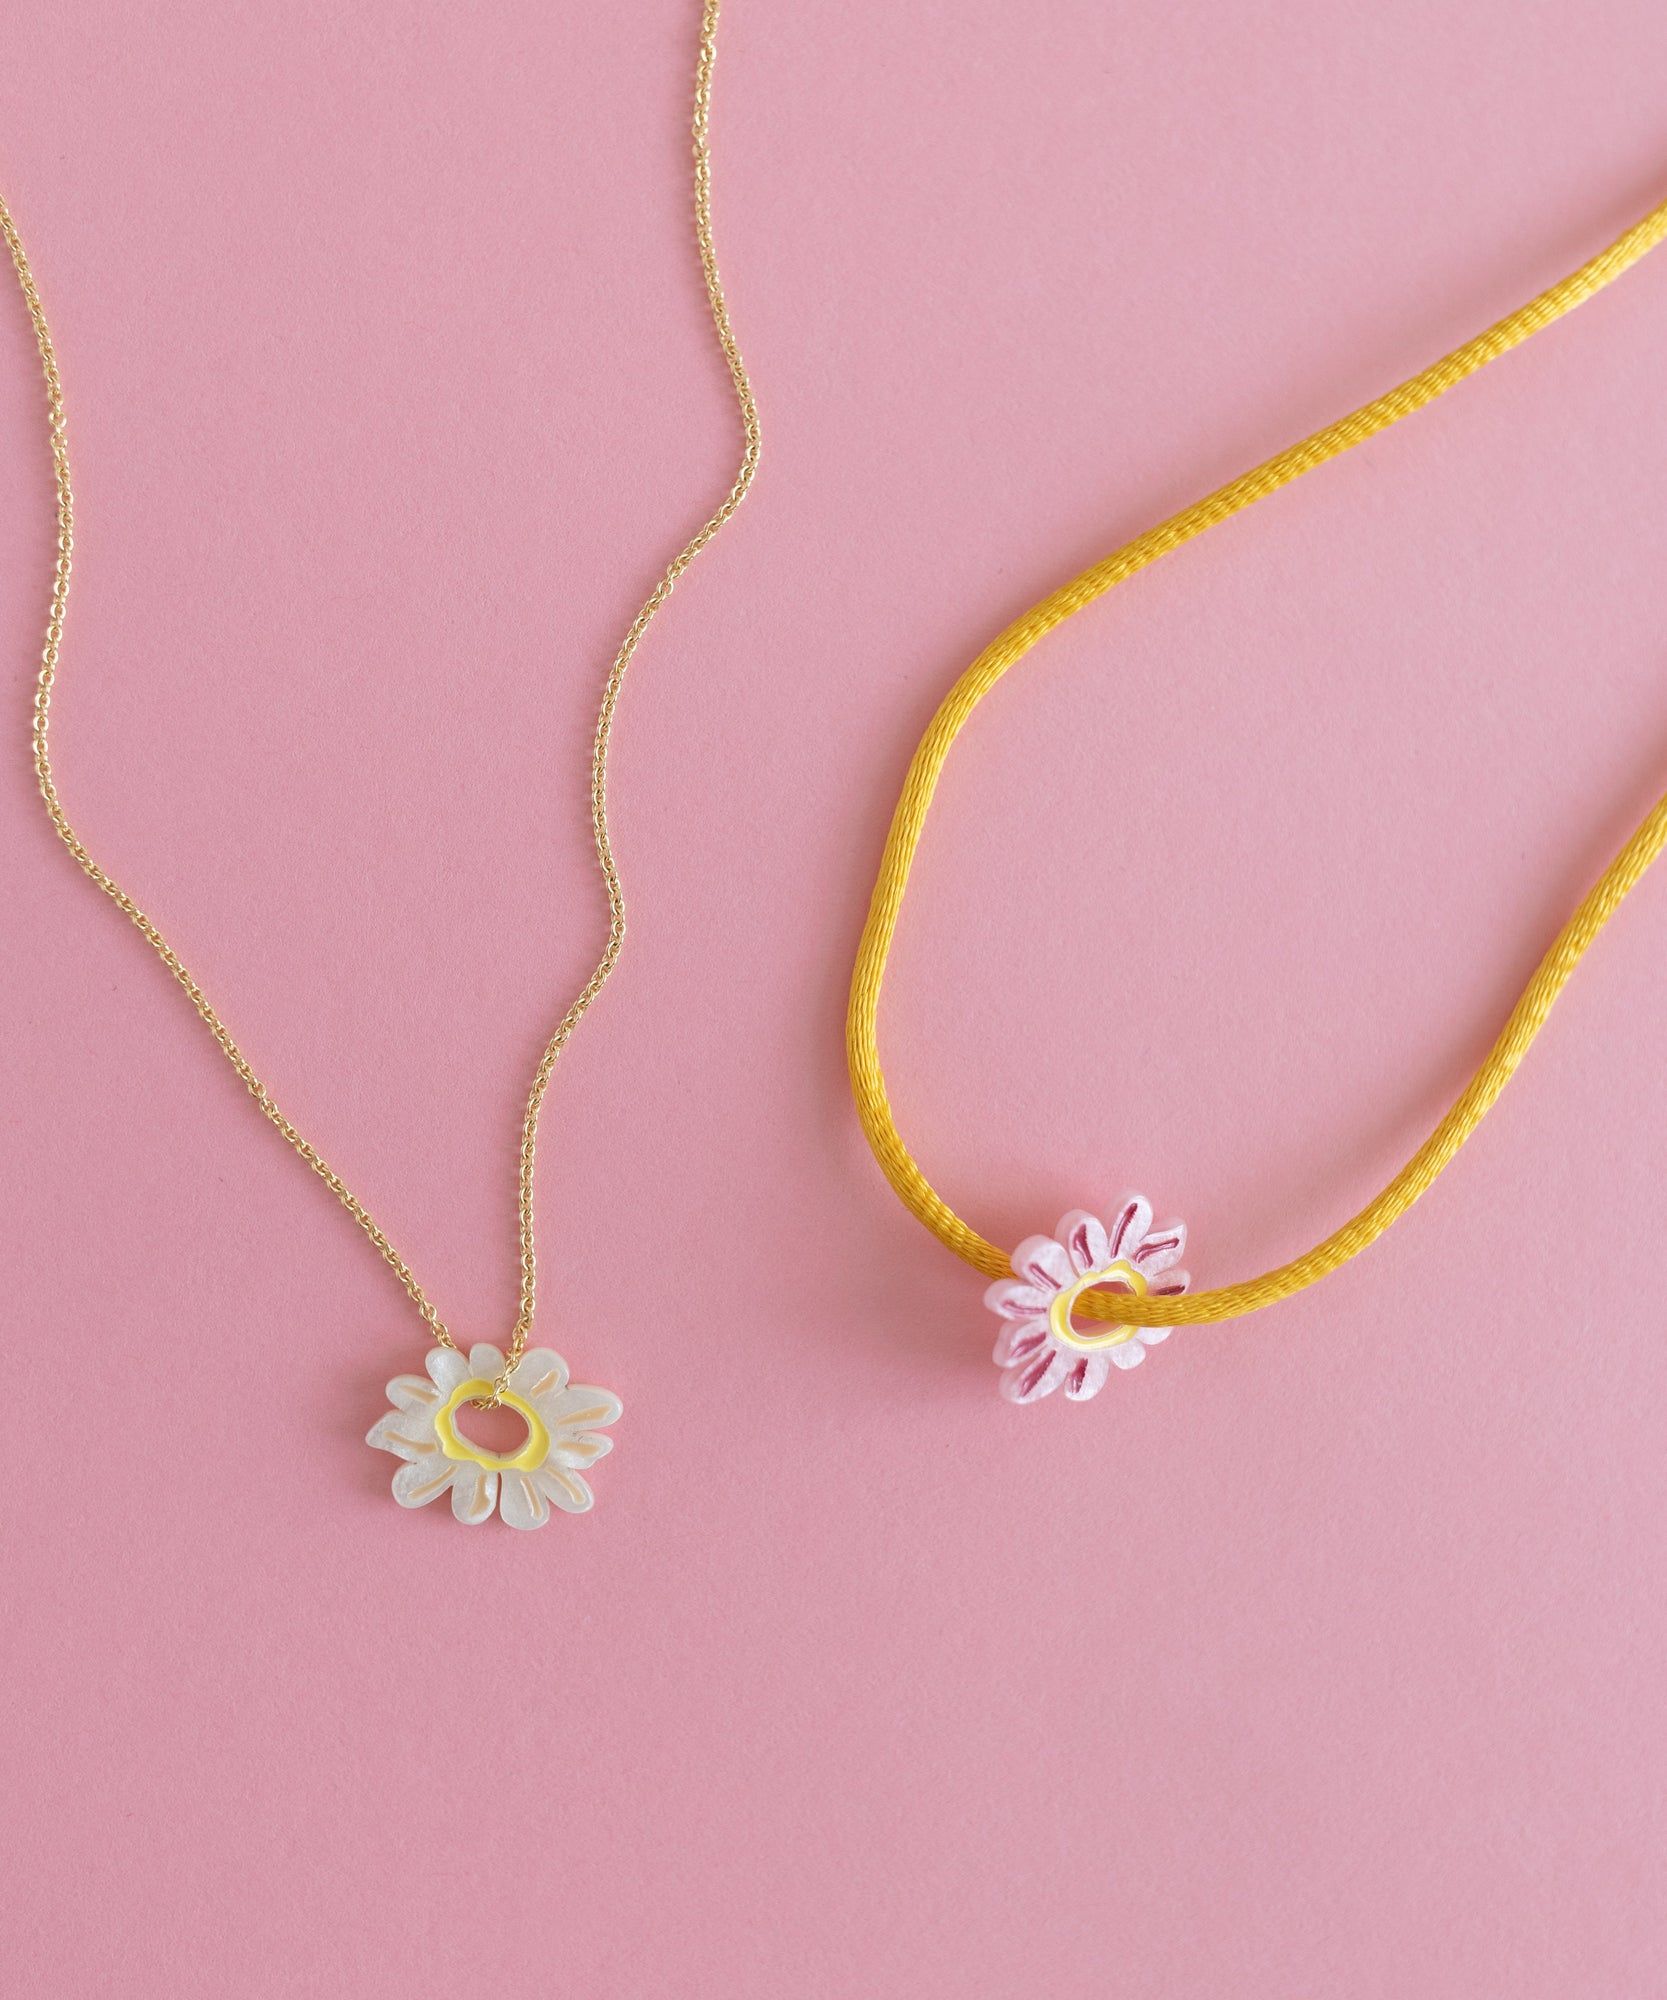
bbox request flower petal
[983,1278,1053,1321]
[1132,1222,1186,1276]
[366,1411,440,1461]
[1011,1234,1073,1293]
[425,1346,472,1394]
[538,1386,622,1434]
[499,1469,550,1530]
[535,1465,595,1513]
[1001,1346,1070,1404]
[391,1459,457,1509]
[1057,1211,1111,1277]
[509,1347,568,1401]
[1063,1353,1111,1401]
[1108,1337,1148,1370]
[385,1374,441,1413]
[468,1342,507,1384]
[550,1432,614,1468]
[1106,1195,1154,1261]
[1138,1324,1172,1347]
[1147,1269,1190,1297]
[992,1317,1050,1367]
[450,1466,498,1525]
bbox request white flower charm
[985,1195,1190,1404]
[367,1343,620,1527]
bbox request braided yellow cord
[847,190,1667,1330]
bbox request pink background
[3,3,1665,1994]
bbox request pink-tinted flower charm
[985,1195,1190,1404]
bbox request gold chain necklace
[3,0,759,1523]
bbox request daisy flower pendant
[367,1343,621,1527]
[985,1195,1190,1404]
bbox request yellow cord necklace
[846,190,1667,1400]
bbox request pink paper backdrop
[3,4,1665,1994]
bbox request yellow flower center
[1048,1260,1148,1352]
[434,1379,551,1473]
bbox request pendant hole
[453,1398,531,1458]
[1063,1268,1144,1343]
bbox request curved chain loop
[2,0,759,1383]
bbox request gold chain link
[1,0,759,1394]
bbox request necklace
[3,0,760,1520]
[848,189,1667,1405]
